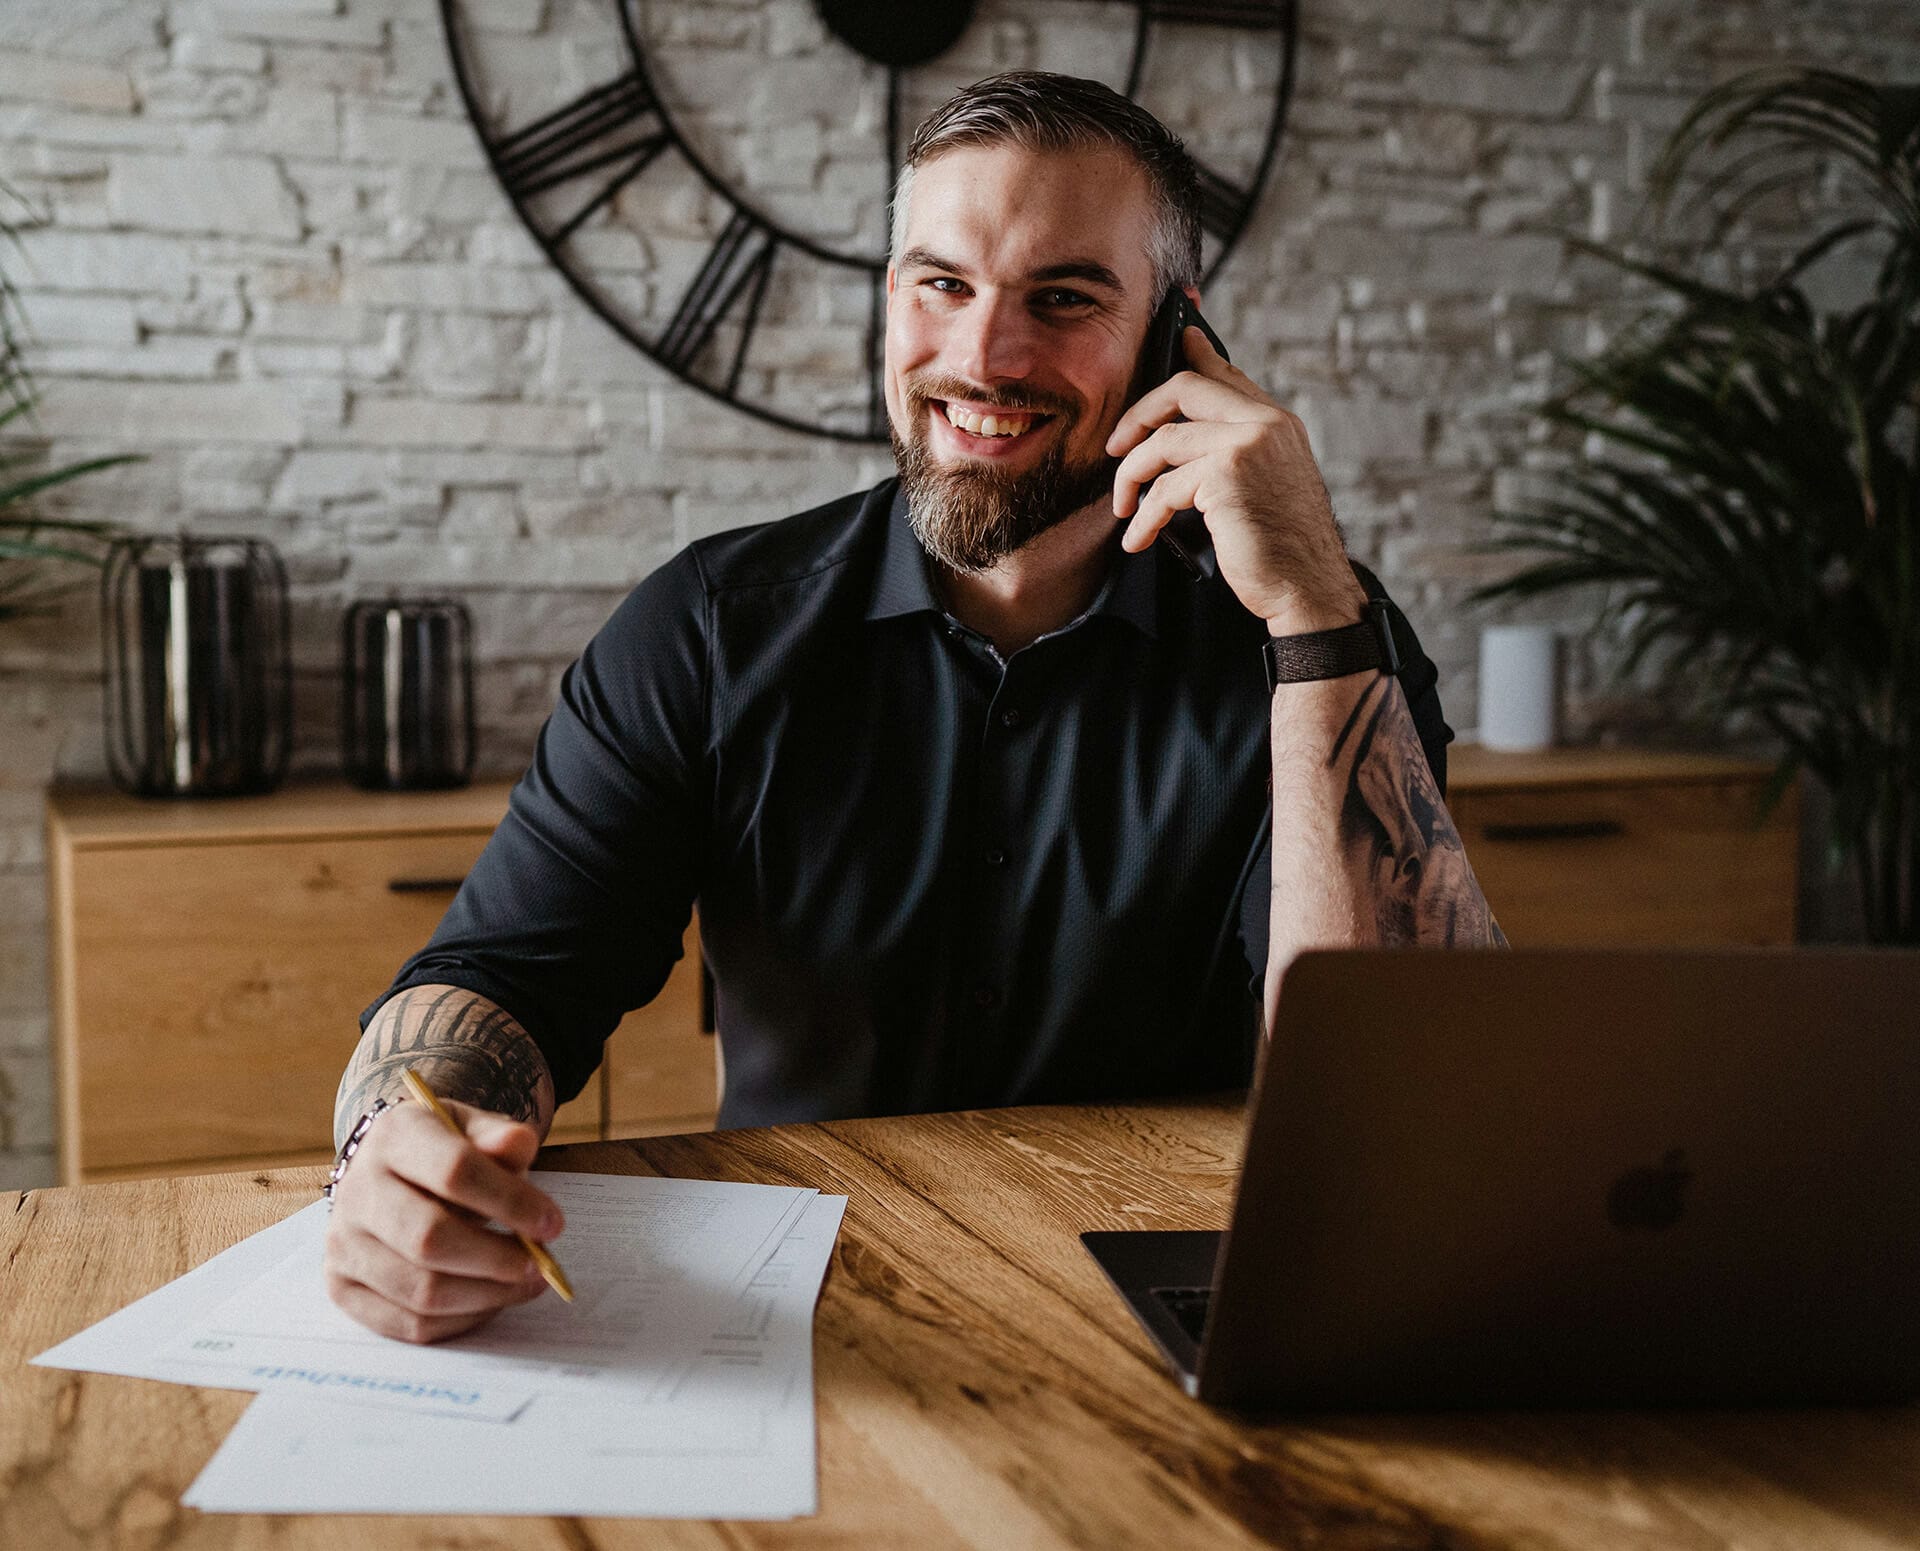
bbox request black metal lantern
[102,533,291,798]
[341,597,475,791]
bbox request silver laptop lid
[1198,948,1920,1409]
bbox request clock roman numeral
[657,211,778,396]
[1146,0,1289,27]
[491,70,671,245]
[1192,161,1255,240]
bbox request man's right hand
[322,1097,566,1344]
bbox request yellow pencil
[401,1066,575,1303]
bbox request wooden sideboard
[45,783,715,1185]
[1447,744,1799,946]
[45,747,1798,1183]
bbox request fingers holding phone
[1108,313,1363,630]
[322,1096,564,1344]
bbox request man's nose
[948,293,1037,385]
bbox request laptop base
[1081,1231,1221,1397]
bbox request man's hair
[889,71,1203,301]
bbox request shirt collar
[863,479,1161,641]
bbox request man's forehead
[902,142,1156,293]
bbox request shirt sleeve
[1234,566,1455,997]
[360,546,713,1105]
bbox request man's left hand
[1106,325,1368,634]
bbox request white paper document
[181,1370,819,1518]
[151,1173,816,1408]
[30,1198,538,1419]
[33,1199,326,1383]
[181,1194,848,1518]
[36,1177,846,1519]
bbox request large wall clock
[440,1,1297,443]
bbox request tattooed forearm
[333,984,556,1147]
[1325,676,1507,948]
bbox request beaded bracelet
[322,1096,400,1205]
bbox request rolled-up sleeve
[360,546,712,1103]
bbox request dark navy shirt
[366,480,1451,1127]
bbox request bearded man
[321,72,1503,1344]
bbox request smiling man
[888,144,1136,581]
[320,72,1503,1343]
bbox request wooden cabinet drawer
[1447,777,1798,946]
[48,784,718,1182]
[55,829,614,1178]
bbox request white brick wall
[1,0,1913,1186]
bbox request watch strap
[1262,599,1403,690]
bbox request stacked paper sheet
[34,1174,847,1518]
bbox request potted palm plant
[0,184,134,622]
[1474,67,1919,944]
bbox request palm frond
[0,452,142,512]
[0,180,136,613]
[0,180,41,421]
[1477,66,1920,938]
[1652,68,1920,238]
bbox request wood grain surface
[46,787,717,1183]
[3,1097,1916,1550]
[1446,775,1799,946]
[1446,744,1782,789]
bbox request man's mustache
[904,377,1079,420]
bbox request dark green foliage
[1474,68,1920,942]
[0,182,137,624]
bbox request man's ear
[886,264,897,298]
[1183,285,1202,308]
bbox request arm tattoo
[334,986,556,1147]
[1326,675,1508,948]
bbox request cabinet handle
[387,876,468,894]
[1480,819,1623,843]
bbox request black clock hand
[813,5,977,69]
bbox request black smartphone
[1128,292,1230,579]
[1138,290,1230,394]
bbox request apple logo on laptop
[1607,1149,1691,1231]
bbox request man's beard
[892,378,1116,574]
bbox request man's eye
[1037,289,1094,309]
[926,276,967,294]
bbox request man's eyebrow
[898,247,963,273]
[1029,260,1126,293]
[896,248,1128,294]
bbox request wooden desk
[3,1098,1914,1550]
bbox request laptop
[1084,947,1920,1410]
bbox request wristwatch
[1262,598,1403,691]
[323,1096,400,1204]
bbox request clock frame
[439,0,1298,443]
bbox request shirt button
[984,846,1006,867]
[999,708,1022,729]
[971,982,1001,1010]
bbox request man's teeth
[943,403,1037,437]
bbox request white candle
[1478,624,1560,752]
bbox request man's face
[884,142,1159,573]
